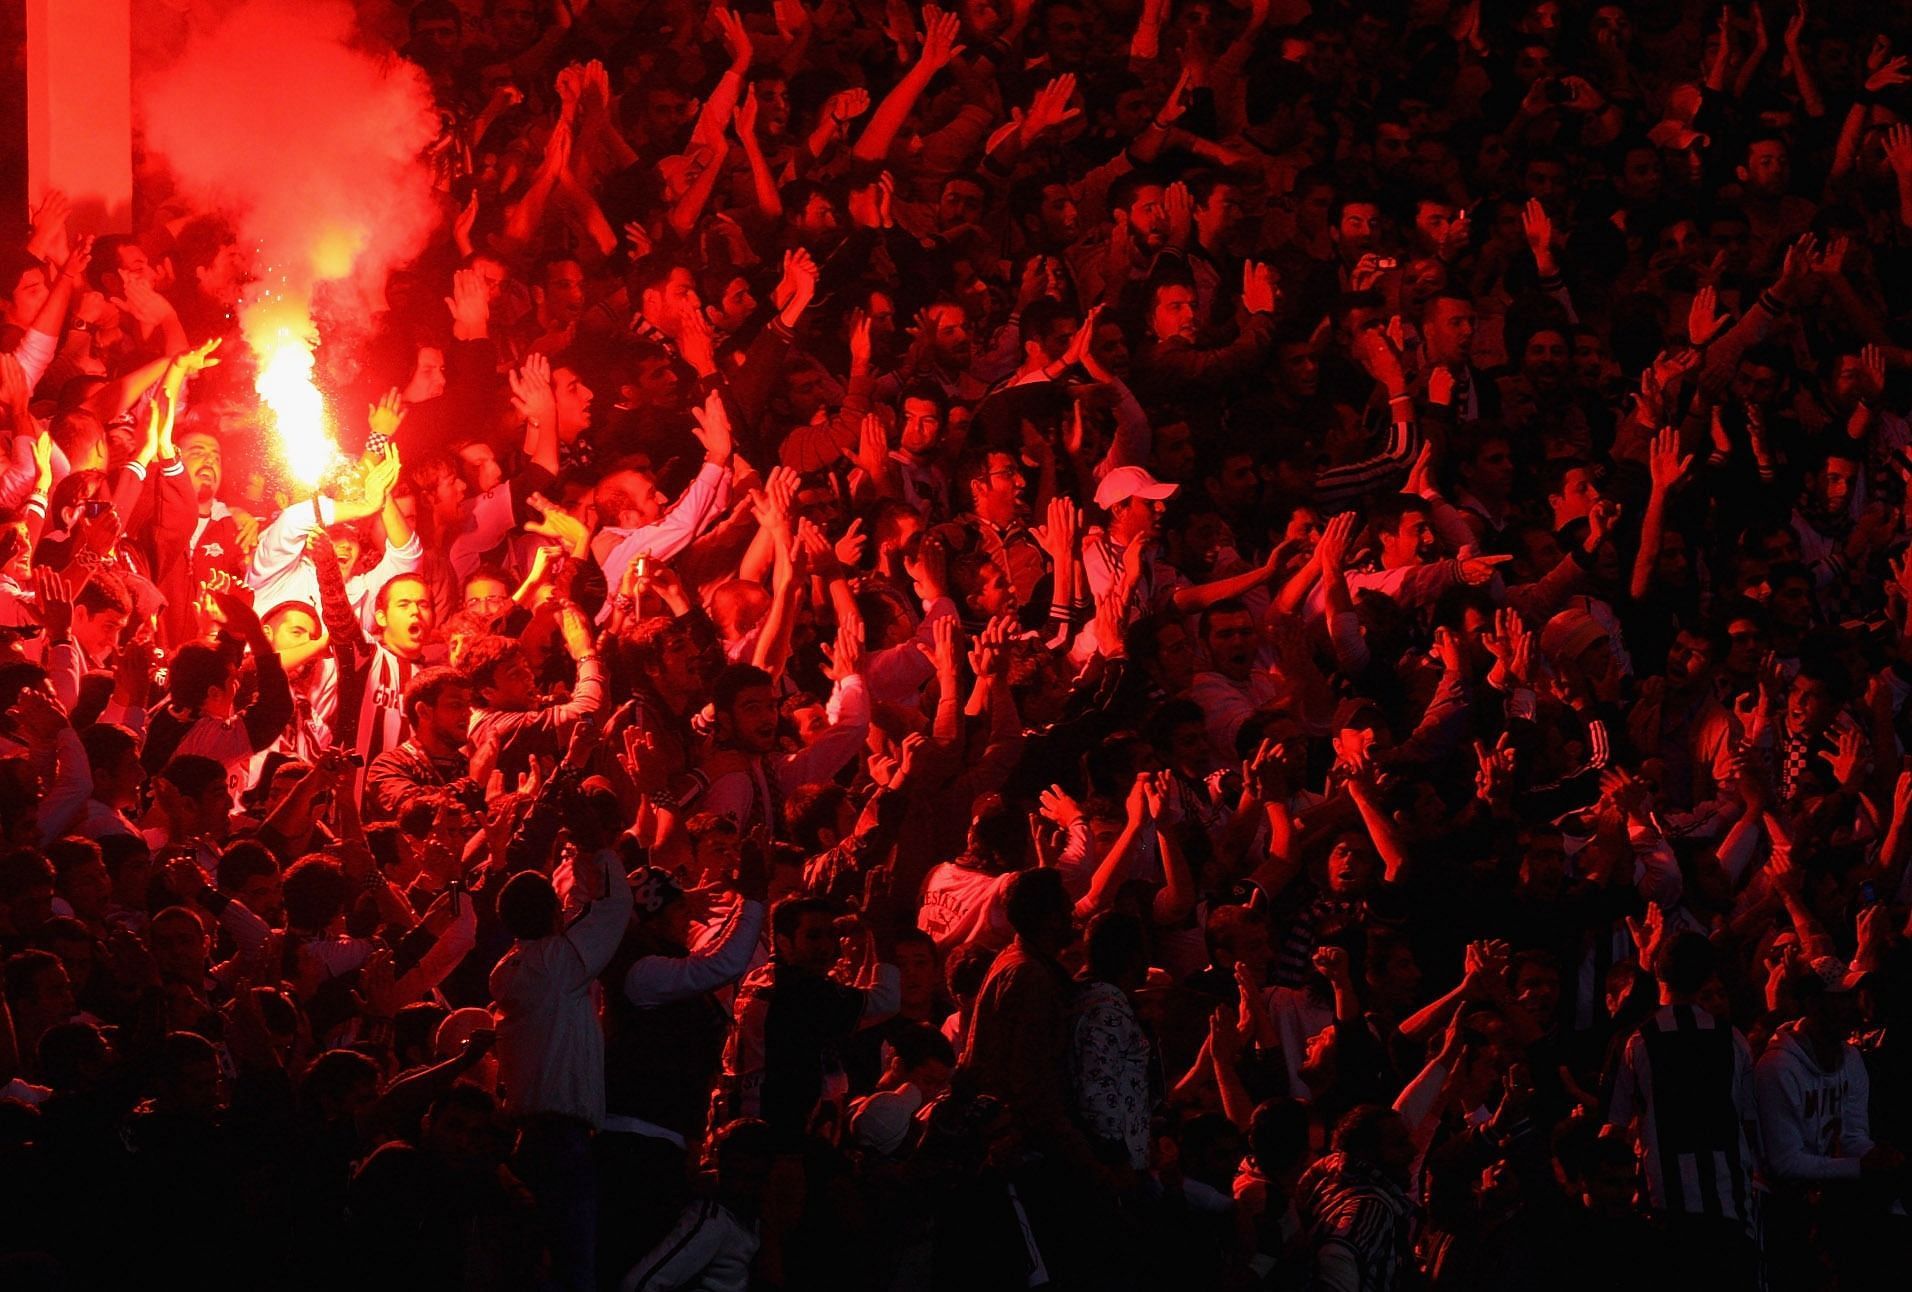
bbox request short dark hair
[1085,911,1148,984]
[460,636,522,697]
[1331,1103,1402,1164]
[2,948,62,1004]
[156,754,226,802]
[282,856,350,932]
[627,252,690,301]
[376,573,430,611]
[1004,868,1070,940]
[215,840,278,895]
[79,722,139,775]
[498,871,562,940]
[1367,493,1430,536]
[770,894,834,944]
[1199,599,1253,640]
[889,1020,957,1072]
[786,782,851,853]
[404,665,470,723]
[712,662,774,714]
[165,642,234,710]
[1654,930,1716,996]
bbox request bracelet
[612,595,636,615]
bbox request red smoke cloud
[140,0,442,447]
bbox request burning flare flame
[244,292,335,490]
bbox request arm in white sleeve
[0,436,39,514]
[859,963,902,1022]
[246,498,331,595]
[623,898,767,1005]
[1393,1055,1450,1140]
[45,640,84,713]
[217,894,272,960]
[394,901,480,1002]
[1327,610,1372,675]
[1095,376,1152,475]
[12,329,58,392]
[1630,825,1684,907]
[37,726,93,844]
[594,462,731,622]
[557,847,638,987]
[1054,819,1094,898]
[1422,490,1477,552]
[776,674,871,791]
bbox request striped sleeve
[1313,416,1422,509]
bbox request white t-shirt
[917,862,1016,951]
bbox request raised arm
[854,6,965,163]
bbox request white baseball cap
[1094,465,1179,511]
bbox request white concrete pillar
[25,0,132,232]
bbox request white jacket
[1754,1019,1872,1183]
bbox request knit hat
[630,865,685,916]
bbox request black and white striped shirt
[1607,1002,1759,1229]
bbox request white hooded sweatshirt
[1753,1018,1872,1183]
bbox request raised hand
[1031,495,1081,565]
[819,617,865,681]
[446,266,490,339]
[1816,726,1865,788]
[1240,261,1279,316]
[1019,73,1080,145]
[1775,233,1817,298]
[367,389,407,442]
[360,446,402,511]
[826,86,871,127]
[1350,324,1407,395]
[1885,124,1912,181]
[834,517,868,569]
[918,4,965,71]
[557,601,598,664]
[690,389,734,464]
[915,613,961,677]
[1585,497,1622,551]
[172,336,224,382]
[1648,426,1694,495]
[111,274,179,334]
[713,6,754,68]
[734,82,761,139]
[34,568,74,641]
[1039,784,1083,829]
[1474,734,1517,807]
[508,352,557,428]
[27,190,71,265]
[524,492,590,555]
[775,246,818,320]
[1687,284,1727,346]
[1865,52,1910,94]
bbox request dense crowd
[4,0,1912,1287]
